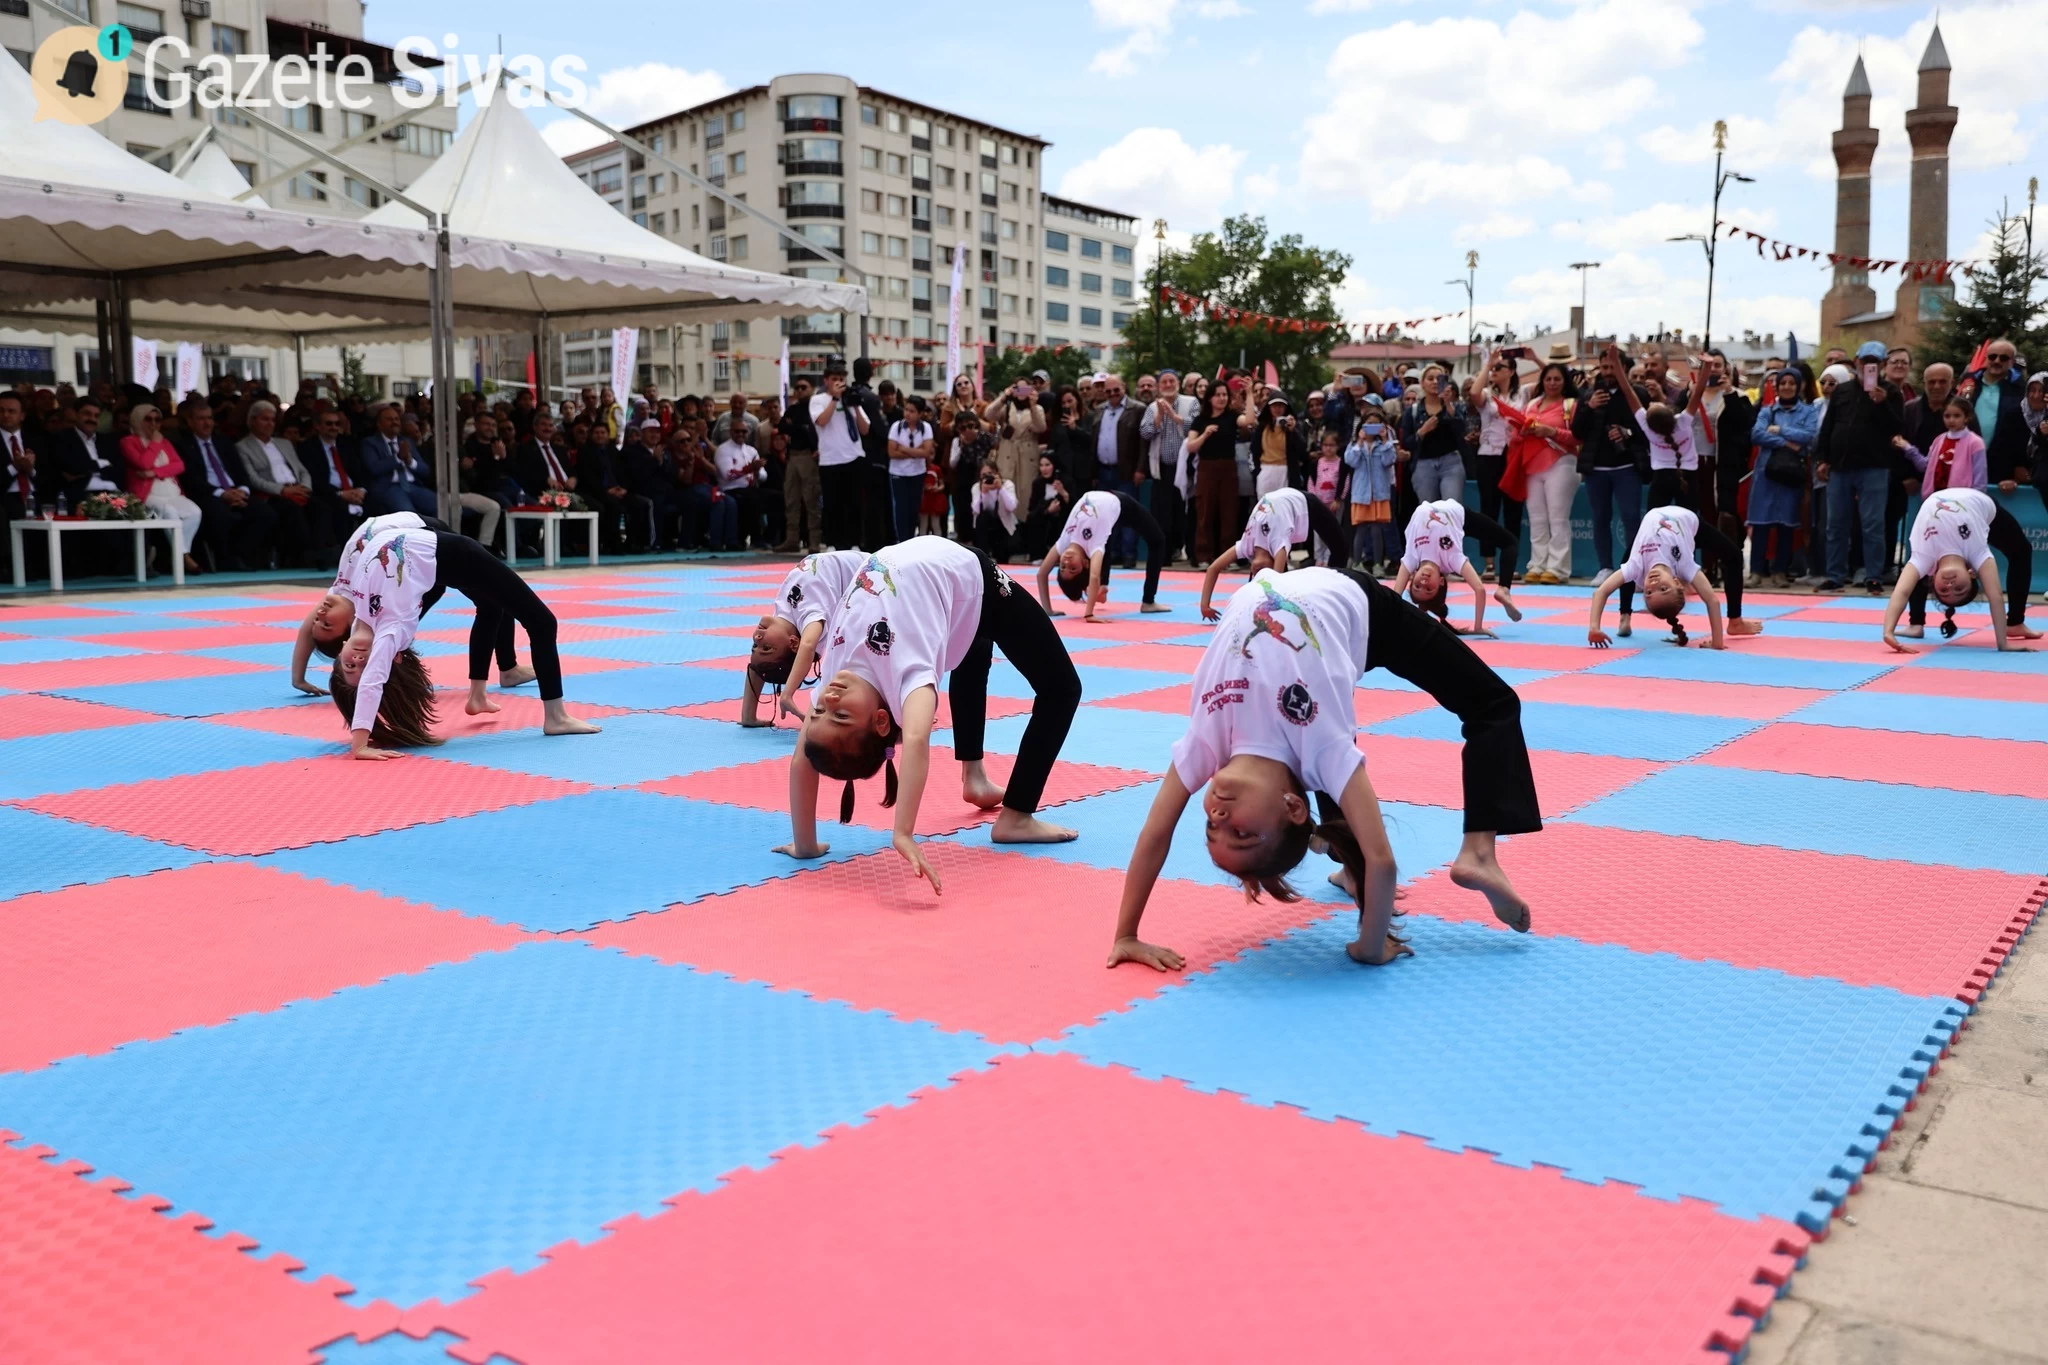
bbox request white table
[10,517,184,591]
[505,510,599,569]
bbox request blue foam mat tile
[434,712,789,786]
[1370,699,1758,762]
[0,718,329,798]
[188,639,468,667]
[0,940,999,1308]
[259,789,891,930]
[0,613,232,638]
[315,1330,471,1364]
[1758,619,1897,641]
[556,631,746,665]
[118,594,303,615]
[983,660,1194,701]
[1053,912,1962,1228]
[1568,766,2048,874]
[47,673,340,720]
[1586,647,1898,690]
[1899,645,2048,674]
[973,704,1187,773]
[0,805,203,897]
[0,638,143,666]
[556,665,739,711]
[1489,621,1644,647]
[1792,690,2048,742]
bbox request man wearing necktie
[1,392,51,583]
[359,401,439,518]
[176,403,277,570]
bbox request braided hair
[804,712,904,822]
[1939,581,1979,639]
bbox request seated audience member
[44,398,121,509]
[177,402,277,570]
[713,424,763,551]
[237,399,327,566]
[970,457,1019,561]
[358,403,440,519]
[120,403,204,574]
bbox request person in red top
[1496,363,1580,583]
[119,403,202,574]
[1892,396,1988,495]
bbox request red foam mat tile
[0,1133,396,1365]
[645,746,1150,839]
[0,693,165,740]
[1054,616,1212,643]
[421,651,640,689]
[25,755,591,856]
[1517,672,1829,719]
[0,652,265,692]
[171,604,321,627]
[1771,604,1905,625]
[417,622,661,646]
[1093,681,1193,714]
[1700,721,2048,799]
[1064,641,1203,672]
[118,624,302,652]
[1402,822,2042,999]
[1717,634,1907,662]
[0,603,130,622]
[0,863,532,1074]
[1361,733,1661,818]
[1861,666,2048,705]
[410,1053,1805,1365]
[584,847,1320,1044]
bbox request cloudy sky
[382,0,2045,347]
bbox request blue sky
[373,0,2045,347]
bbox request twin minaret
[1819,25,1956,343]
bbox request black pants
[1908,505,2032,627]
[1476,454,1523,564]
[860,463,895,551]
[1461,508,1520,591]
[196,494,277,571]
[1104,492,1167,605]
[950,550,1083,815]
[1647,467,1695,511]
[1146,480,1186,568]
[820,461,863,550]
[972,510,1014,562]
[1303,493,1352,571]
[1347,568,1541,836]
[432,533,562,700]
[1618,519,1744,619]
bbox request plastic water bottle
[53,494,66,518]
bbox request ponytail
[1940,606,1958,639]
[807,718,903,823]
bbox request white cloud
[1455,213,1537,243]
[1307,0,1385,11]
[537,63,731,156]
[1550,202,1781,254]
[1058,127,1247,229]
[1087,0,1249,77]
[1195,0,1251,15]
[1300,0,1702,211]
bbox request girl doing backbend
[779,536,1083,891]
[1034,488,1173,622]
[1197,486,1351,620]
[1884,488,2038,652]
[1109,565,1539,972]
[741,548,868,726]
[1388,498,1524,634]
[1587,505,1761,648]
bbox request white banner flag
[778,337,790,405]
[173,342,203,402]
[945,240,967,395]
[130,336,158,391]
[609,327,639,444]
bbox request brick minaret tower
[1896,25,1957,340]
[1820,57,1879,337]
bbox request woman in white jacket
[968,455,1019,562]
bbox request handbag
[1764,445,1804,488]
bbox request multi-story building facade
[563,74,1138,398]
[0,0,457,394]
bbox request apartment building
[0,0,457,394]
[563,73,1138,398]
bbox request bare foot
[990,810,1078,843]
[544,716,602,735]
[1493,589,1523,623]
[1328,865,1356,898]
[1449,850,1530,933]
[1139,602,1172,614]
[499,665,538,688]
[465,693,502,716]
[1616,612,1633,639]
[961,774,1006,810]
[1728,617,1763,637]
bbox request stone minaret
[1896,25,1958,339]
[1820,56,1879,337]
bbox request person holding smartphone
[1812,341,1907,593]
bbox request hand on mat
[1588,629,1612,649]
[1201,604,1222,623]
[893,832,942,893]
[1451,625,1496,639]
[1107,937,1184,972]
[351,744,401,761]
[779,690,808,721]
[1347,932,1413,966]
[1882,633,1920,655]
[773,841,830,860]
[1698,639,1726,651]
[1081,614,1110,625]
[293,678,328,696]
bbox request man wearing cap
[1813,340,1907,592]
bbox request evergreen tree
[1922,205,2048,372]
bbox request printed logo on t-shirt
[786,582,804,608]
[865,620,894,655]
[853,554,897,596]
[367,593,382,617]
[1238,578,1322,658]
[1277,681,1318,726]
[1198,677,1249,715]
[1438,535,1455,551]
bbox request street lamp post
[1150,218,1168,374]
[1569,261,1601,354]
[1668,121,1753,348]
[1445,250,1478,375]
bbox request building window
[861,146,881,169]
[1045,230,1068,252]
[393,125,451,158]
[1000,220,1016,240]
[211,23,247,55]
[1112,244,1134,266]
[786,180,845,206]
[886,110,905,133]
[861,189,882,212]
[786,94,840,121]
[1080,238,1103,259]
[1112,312,1133,329]
[1001,256,1018,277]
[565,349,599,377]
[343,178,382,209]
[1080,273,1102,293]
[116,3,164,40]
[730,151,746,175]
[1006,183,1019,201]
[288,171,328,201]
[651,212,666,233]
[710,235,727,260]
[1111,278,1133,299]
[911,277,932,304]
[938,166,955,189]
[282,103,323,133]
[1002,145,1019,164]
[861,104,879,125]
[1001,294,1017,314]
[887,236,907,258]
[936,206,954,227]
[593,165,624,196]
[124,71,174,115]
[632,212,647,227]
[1080,307,1102,328]
[886,152,906,176]
[730,235,748,260]
[979,172,997,197]
[861,232,882,254]
[1045,302,1069,323]
[707,114,725,140]
[229,159,256,185]
[732,109,746,131]
[940,127,956,148]
[886,194,906,216]
[888,277,908,299]
[1045,266,1069,288]
[798,223,845,250]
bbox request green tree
[1921,205,2048,372]
[1118,215,1351,399]
[983,344,1093,395]
[337,346,377,400]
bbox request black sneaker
[1816,580,1844,593]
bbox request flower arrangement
[539,491,588,512]
[78,492,150,521]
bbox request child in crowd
[1108,565,1537,972]
[1309,429,1348,564]
[1892,397,1988,495]
[1884,487,2037,649]
[1388,498,1524,634]
[1344,400,1400,572]
[1197,486,1352,620]
[741,547,868,727]
[778,536,1083,892]
[1034,488,1173,622]
[1599,345,1696,508]
[1587,505,1760,648]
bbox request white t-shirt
[1400,499,1469,577]
[1633,408,1699,471]
[714,439,756,491]
[774,548,866,633]
[1621,506,1700,587]
[348,526,440,734]
[1054,489,1122,556]
[816,536,987,717]
[332,511,426,613]
[1170,568,1370,801]
[1908,488,1996,577]
[812,391,864,468]
[1236,487,1311,562]
[886,420,934,478]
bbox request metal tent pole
[429,223,458,526]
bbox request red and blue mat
[0,567,2042,1364]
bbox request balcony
[981,154,997,169]
[785,245,825,262]
[912,177,930,192]
[785,204,845,219]
[707,210,726,230]
[786,160,843,176]
[709,335,730,353]
[980,270,997,284]
[630,196,646,210]
[979,231,997,245]
[784,117,842,134]
[911,135,931,151]
[706,132,723,149]
[911,217,930,233]
[912,258,931,273]
[912,298,932,313]
[980,308,998,321]
[980,193,997,207]
[785,330,846,347]
[708,174,725,188]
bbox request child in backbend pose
[741,548,868,727]
[1108,565,1538,972]
[1196,485,1351,620]
[778,535,1083,892]
[1388,498,1524,635]
[1587,505,1760,648]
[323,521,601,757]
[1034,488,1173,623]
[291,511,532,699]
[1599,344,1696,511]
[1884,488,2038,651]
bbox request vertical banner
[609,327,639,444]
[524,348,537,394]
[945,240,966,393]
[130,336,158,391]
[778,337,790,405]
[173,342,203,401]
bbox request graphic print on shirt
[852,553,898,597]
[1277,681,1318,726]
[1416,503,1458,554]
[1237,577,1322,658]
[787,581,804,609]
[1638,514,1687,566]
[373,536,411,586]
[865,620,894,655]
[1924,494,1974,541]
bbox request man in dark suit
[176,402,276,570]
[1,391,55,582]
[512,411,575,499]
[358,401,439,518]
[42,398,122,509]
